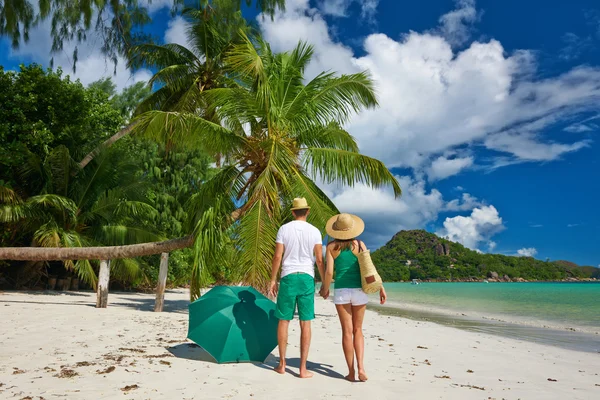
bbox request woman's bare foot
[358,370,368,382]
[299,369,314,379]
[274,363,286,374]
[345,369,356,382]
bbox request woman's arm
[379,285,387,305]
[321,244,335,295]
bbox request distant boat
[483,279,489,283]
[411,279,421,285]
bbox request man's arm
[268,243,284,297]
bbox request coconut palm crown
[133,31,401,298]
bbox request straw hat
[325,213,365,240]
[290,197,311,211]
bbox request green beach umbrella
[187,286,278,363]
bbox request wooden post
[154,253,169,312]
[96,259,110,308]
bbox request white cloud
[444,193,483,212]
[259,1,600,179]
[559,33,594,61]
[517,247,538,257]
[164,16,190,46]
[427,155,474,181]
[437,205,504,250]
[564,123,596,133]
[322,176,444,248]
[436,0,479,47]
[485,131,590,161]
[321,175,486,249]
[488,241,497,251]
[319,0,378,21]
[319,0,351,17]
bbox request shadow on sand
[256,355,345,379]
[167,343,217,363]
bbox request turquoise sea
[369,282,600,353]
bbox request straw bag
[357,243,383,294]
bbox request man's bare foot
[358,370,368,382]
[274,364,286,374]
[299,369,314,379]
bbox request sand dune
[1,289,598,399]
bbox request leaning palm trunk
[78,122,139,169]
[0,236,193,261]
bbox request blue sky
[1,0,598,266]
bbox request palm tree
[134,33,402,298]
[78,0,286,169]
[0,146,162,288]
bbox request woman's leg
[351,304,367,381]
[335,303,355,381]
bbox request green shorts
[275,273,315,321]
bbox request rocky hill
[371,230,598,282]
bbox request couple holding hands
[268,198,387,382]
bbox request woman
[320,213,387,382]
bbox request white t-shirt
[276,220,322,278]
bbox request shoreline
[374,298,600,336]
[370,300,600,354]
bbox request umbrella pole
[154,252,169,312]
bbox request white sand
[1,289,599,400]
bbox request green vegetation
[1,1,403,296]
[372,230,598,282]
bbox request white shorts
[333,288,369,306]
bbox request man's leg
[297,273,315,379]
[273,276,295,375]
[299,320,313,378]
[275,319,290,374]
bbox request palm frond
[98,225,163,246]
[295,122,359,152]
[190,197,233,300]
[185,165,244,232]
[304,148,402,197]
[133,111,245,157]
[127,43,199,71]
[305,71,379,125]
[46,145,77,197]
[111,258,146,283]
[237,199,279,290]
[288,172,339,232]
[73,259,98,289]
[0,185,21,204]
[148,64,198,92]
[27,194,78,226]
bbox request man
[268,198,324,379]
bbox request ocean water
[369,282,600,352]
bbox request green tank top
[334,249,362,289]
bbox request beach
[1,289,599,400]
